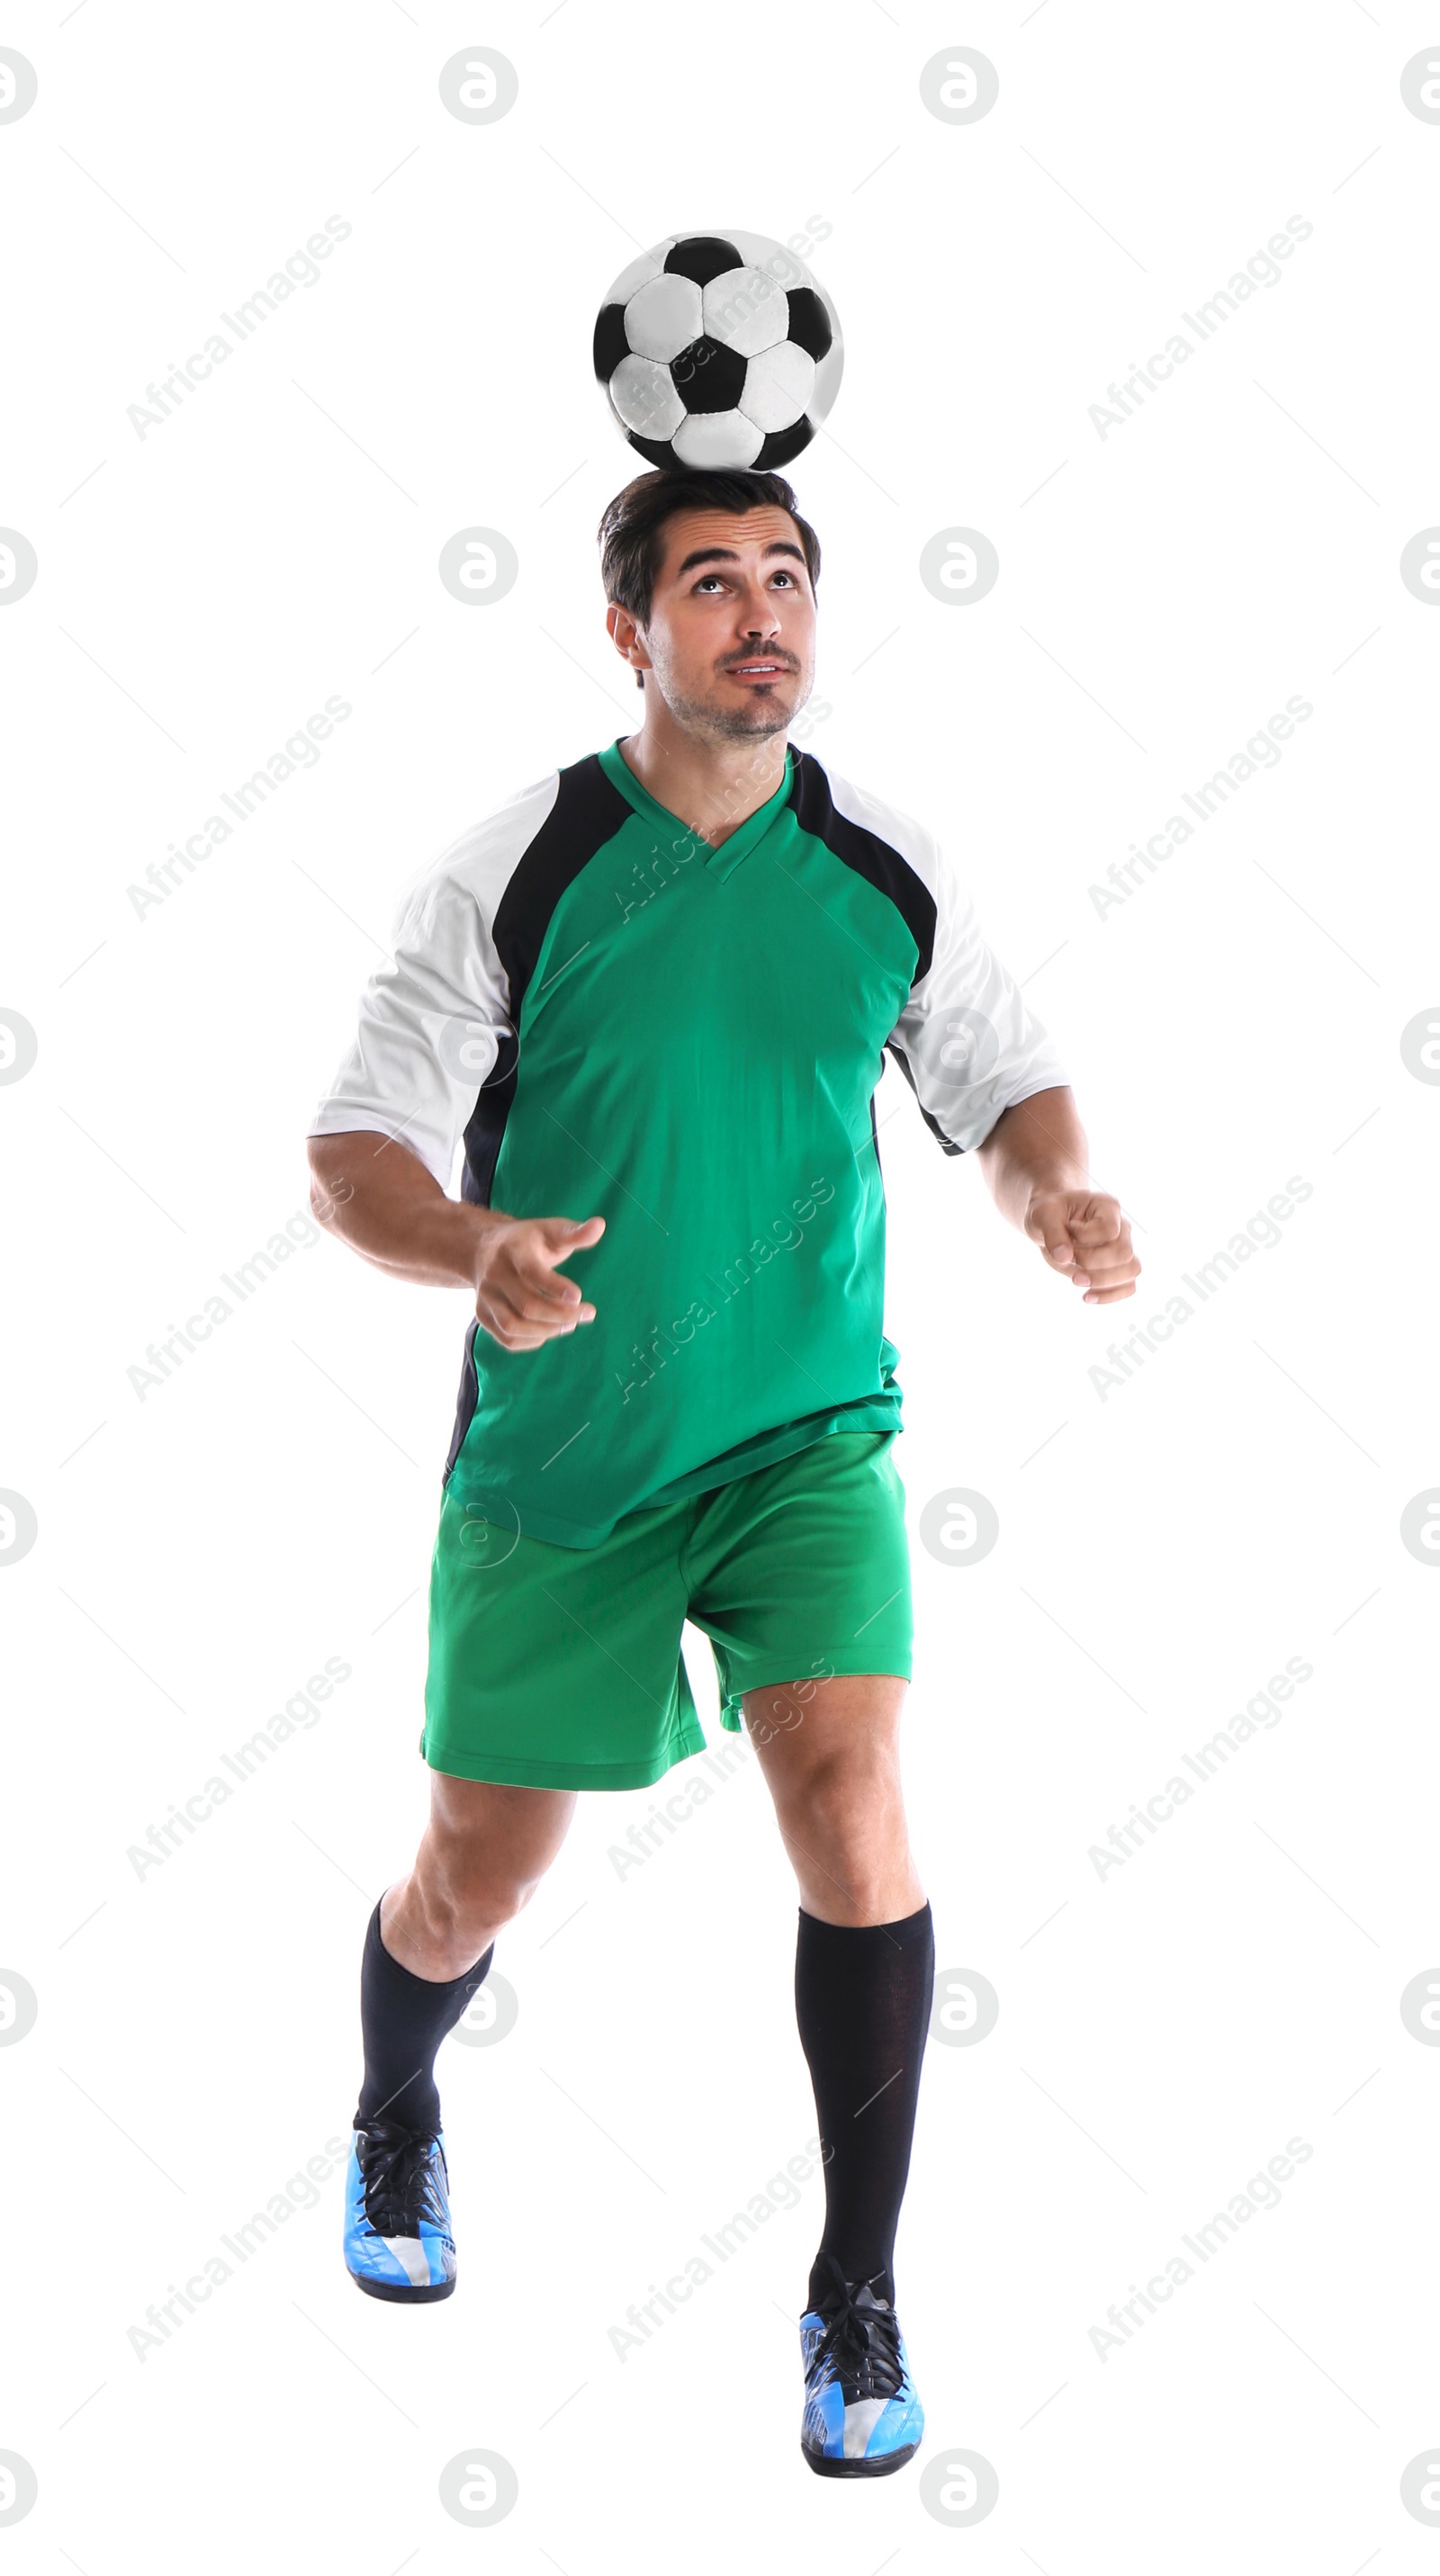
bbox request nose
[737,581,782,636]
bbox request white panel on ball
[608,354,687,441]
[603,241,675,305]
[671,409,765,469]
[738,340,815,433]
[701,267,788,358]
[625,273,704,364]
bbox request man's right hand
[305,1132,604,1351]
[472,1213,605,1351]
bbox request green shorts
[421,1428,913,1791]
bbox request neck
[617,702,788,848]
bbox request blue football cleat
[343,2118,456,2302]
[800,2256,924,2476]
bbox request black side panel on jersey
[882,1040,965,1155]
[458,753,633,1207]
[442,1318,482,1487]
[790,749,962,1155]
[789,749,938,981]
[460,1029,518,1207]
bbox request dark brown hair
[596,468,822,642]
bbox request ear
[606,598,652,680]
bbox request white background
[4,0,1439,2566]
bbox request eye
[694,574,725,593]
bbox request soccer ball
[593,229,843,473]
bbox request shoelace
[806,2253,906,2403]
[356,2122,448,2235]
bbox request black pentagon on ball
[625,429,681,471]
[753,417,814,471]
[663,236,744,286]
[593,302,630,382]
[783,287,832,362]
[669,336,747,414]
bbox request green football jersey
[310,737,1066,1546]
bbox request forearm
[307,1129,501,1289]
[976,1085,1089,1227]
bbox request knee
[778,1750,908,1888]
[778,1746,896,1840]
[419,1835,546,1959]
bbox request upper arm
[886,837,1067,1155]
[306,872,512,1196]
[305,1124,441,1222]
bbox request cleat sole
[801,2438,919,2480]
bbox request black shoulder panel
[491,752,634,1024]
[458,751,631,1209]
[789,750,937,983]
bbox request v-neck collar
[598,736,796,880]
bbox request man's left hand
[1026,1191,1139,1305]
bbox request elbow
[306,1139,354,1233]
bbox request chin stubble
[665,675,801,744]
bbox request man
[306,466,1138,2478]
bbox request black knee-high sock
[795,1900,934,2311]
[355,1899,493,2135]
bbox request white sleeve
[306,867,512,1195]
[307,771,559,1192]
[886,837,1068,1155]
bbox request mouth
[724,660,791,686]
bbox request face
[608,504,816,743]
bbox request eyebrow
[672,541,807,578]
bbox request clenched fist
[1026,1191,1139,1306]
